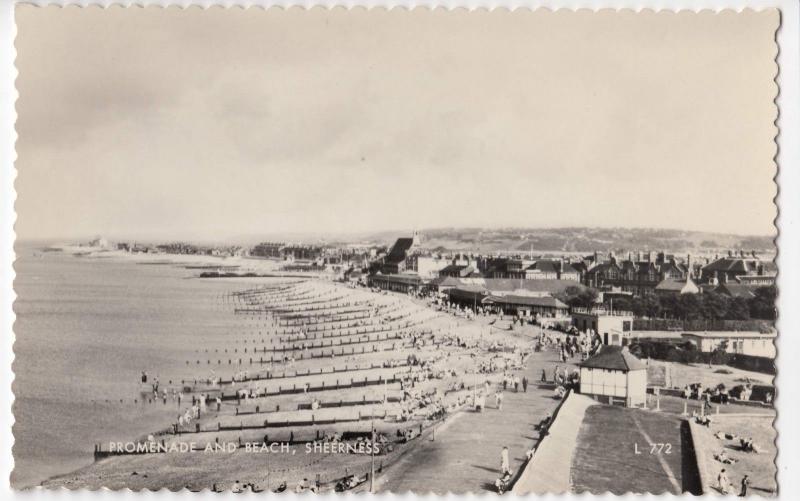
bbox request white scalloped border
[1,2,798,501]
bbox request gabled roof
[580,345,646,371]
[716,283,758,299]
[385,238,414,263]
[636,261,658,273]
[560,263,580,274]
[527,260,560,273]
[703,257,758,274]
[588,261,617,274]
[655,277,697,292]
[429,276,462,287]
[571,261,589,273]
[655,279,686,291]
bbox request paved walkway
[513,392,597,494]
[375,336,578,494]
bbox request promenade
[376,337,577,494]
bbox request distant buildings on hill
[112,231,777,303]
[366,233,775,300]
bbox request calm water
[12,244,268,488]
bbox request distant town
[79,228,777,330]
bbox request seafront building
[578,345,647,408]
[699,250,777,285]
[571,307,634,346]
[680,331,777,358]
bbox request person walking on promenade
[522,377,528,392]
[541,368,547,383]
[718,468,731,494]
[514,376,520,392]
[739,475,750,497]
[500,446,511,475]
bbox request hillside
[385,227,776,254]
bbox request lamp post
[370,403,376,493]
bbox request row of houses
[372,234,776,300]
[250,242,326,261]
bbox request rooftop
[680,331,776,339]
[483,294,568,308]
[579,345,646,371]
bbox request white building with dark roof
[571,307,634,346]
[680,331,776,358]
[579,345,647,407]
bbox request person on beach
[500,446,511,475]
[739,475,750,496]
[718,468,732,494]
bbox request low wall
[512,392,597,494]
[686,421,711,495]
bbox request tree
[659,295,679,319]
[748,286,777,320]
[638,294,663,318]
[701,292,731,321]
[727,297,752,320]
[556,286,599,309]
[677,294,703,321]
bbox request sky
[14,7,779,241]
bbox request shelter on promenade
[579,345,647,408]
[481,294,569,318]
[367,273,423,293]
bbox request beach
[16,244,568,492]
[12,243,290,488]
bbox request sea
[11,243,273,488]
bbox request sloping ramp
[512,393,596,494]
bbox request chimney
[751,250,758,259]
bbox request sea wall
[512,392,597,494]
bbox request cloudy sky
[15,7,779,241]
